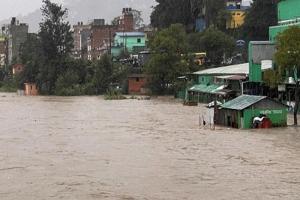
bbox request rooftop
[193,62,272,76]
[221,95,267,110]
[115,32,145,37]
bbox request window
[136,78,140,82]
[137,38,141,43]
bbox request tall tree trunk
[294,82,299,125]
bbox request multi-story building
[73,22,91,59]
[118,8,134,32]
[269,0,300,41]
[226,0,248,29]
[87,21,119,60]
[88,8,135,60]
[3,18,29,64]
[268,0,300,103]
[0,36,7,68]
[111,32,146,57]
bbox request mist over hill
[1,0,156,32]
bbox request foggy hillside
[1,0,156,32]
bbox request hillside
[0,0,156,32]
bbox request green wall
[112,34,146,57]
[248,42,262,82]
[269,22,300,41]
[243,108,288,129]
[114,35,146,52]
[198,75,213,85]
[278,0,300,21]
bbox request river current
[0,93,299,200]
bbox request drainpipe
[240,80,244,95]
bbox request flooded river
[0,93,299,200]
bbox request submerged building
[215,95,288,129]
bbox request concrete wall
[8,23,28,64]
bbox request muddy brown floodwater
[0,93,299,200]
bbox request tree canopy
[145,24,190,94]
[242,0,278,41]
[275,26,300,125]
[198,27,235,65]
[150,0,227,31]
[37,0,74,94]
[18,0,128,96]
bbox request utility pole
[109,26,112,55]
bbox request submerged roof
[221,95,267,110]
[193,62,272,76]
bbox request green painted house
[111,32,146,57]
[269,0,300,41]
[216,95,288,129]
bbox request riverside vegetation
[0,0,293,98]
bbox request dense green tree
[275,26,300,125]
[205,0,227,30]
[151,0,227,31]
[188,32,204,52]
[19,33,44,87]
[145,24,190,94]
[242,0,278,41]
[197,27,235,66]
[54,68,81,96]
[151,0,192,29]
[92,54,114,94]
[38,0,74,94]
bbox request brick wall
[128,76,147,94]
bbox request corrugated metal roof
[250,41,274,45]
[193,62,272,76]
[221,95,267,110]
[215,75,247,80]
[115,32,145,37]
[189,84,207,92]
[189,84,222,94]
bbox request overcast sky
[0,0,64,20]
[0,0,252,21]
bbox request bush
[104,88,126,100]
[54,70,84,96]
[0,80,18,93]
